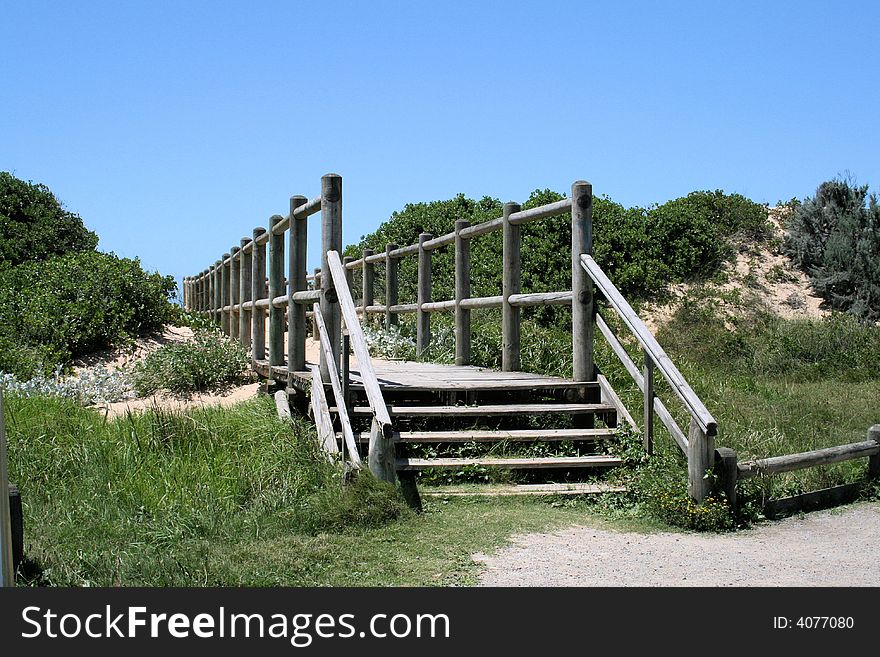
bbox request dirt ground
[476,502,880,586]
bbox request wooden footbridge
[183,173,880,510]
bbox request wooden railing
[341,183,596,382]
[182,175,724,500]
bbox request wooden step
[347,428,618,443]
[348,379,600,392]
[395,455,623,471]
[421,483,627,497]
[347,403,616,418]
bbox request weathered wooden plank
[869,425,880,479]
[458,217,503,239]
[325,251,393,433]
[737,440,880,479]
[396,455,622,470]
[597,374,638,432]
[596,313,688,452]
[349,402,615,417]
[764,482,864,519]
[508,291,572,307]
[309,366,339,457]
[350,428,616,443]
[459,295,503,309]
[313,303,361,467]
[508,198,572,225]
[687,418,715,503]
[421,482,625,497]
[643,350,654,455]
[274,389,292,420]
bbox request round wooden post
[869,425,880,479]
[0,390,14,586]
[230,246,241,341]
[688,418,716,503]
[343,256,356,301]
[643,350,655,455]
[221,253,231,335]
[362,248,374,324]
[268,215,285,367]
[251,227,267,362]
[182,276,188,311]
[289,196,309,373]
[212,260,222,326]
[319,173,343,383]
[714,446,738,510]
[502,202,521,372]
[572,181,595,381]
[385,243,398,329]
[311,267,321,339]
[239,238,252,348]
[455,219,471,366]
[417,232,433,357]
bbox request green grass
[5,393,661,586]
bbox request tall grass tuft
[4,394,405,585]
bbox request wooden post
[239,238,252,348]
[268,215,285,367]
[417,232,433,357]
[362,248,374,324]
[714,447,738,510]
[385,243,398,329]
[311,267,321,339]
[221,253,231,335]
[368,417,397,485]
[454,219,471,366]
[869,425,880,479]
[320,174,343,383]
[182,277,188,311]
[252,227,267,362]
[643,350,654,455]
[230,246,241,341]
[572,181,595,381]
[502,202,521,372]
[0,390,13,586]
[688,418,716,503]
[212,260,222,326]
[289,196,308,373]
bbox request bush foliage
[344,188,769,308]
[132,330,250,395]
[0,171,98,266]
[783,178,880,321]
[0,251,176,378]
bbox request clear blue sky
[2,1,877,294]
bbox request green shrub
[133,329,250,395]
[783,178,880,321]
[0,171,98,266]
[0,251,175,377]
[0,251,176,377]
[346,188,769,305]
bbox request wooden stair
[396,455,623,470]
[420,483,627,497]
[345,402,616,417]
[347,428,617,443]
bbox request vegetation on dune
[0,172,177,379]
[132,329,250,395]
[783,177,880,322]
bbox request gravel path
[476,502,880,586]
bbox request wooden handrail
[313,302,361,467]
[581,254,717,436]
[326,251,393,438]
